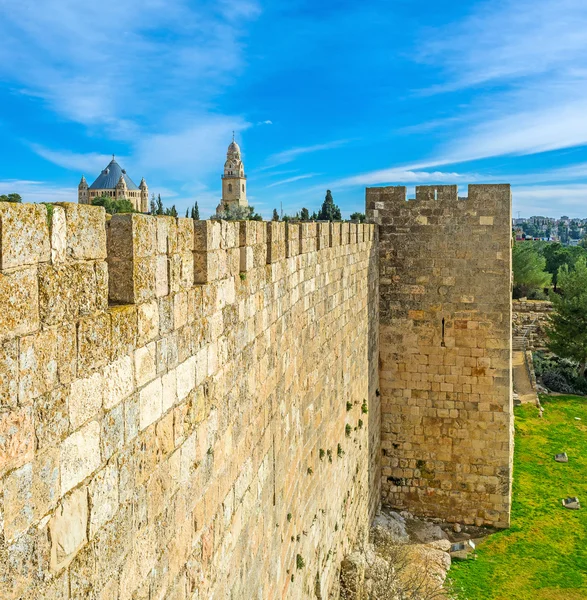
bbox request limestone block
[156,255,169,298]
[48,487,88,572]
[3,462,33,542]
[176,218,195,253]
[174,291,189,330]
[180,252,195,289]
[135,342,157,388]
[60,420,101,494]
[110,305,138,360]
[341,222,350,245]
[34,387,69,451]
[77,313,111,373]
[51,205,66,264]
[317,222,330,250]
[109,255,157,305]
[285,223,301,258]
[0,406,34,476]
[19,328,59,402]
[330,222,342,247]
[139,377,163,430]
[137,300,159,346]
[162,370,177,413]
[88,463,119,538]
[103,355,134,410]
[194,220,221,251]
[220,221,239,249]
[157,216,177,255]
[56,202,107,260]
[57,324,76,384]
[69,372,104,430]
[124,394,140,443]
[267,222,286,264]
[52,262,106,322]
[0,202,50,270]
[176,357,196,401]
[33,447,60,520]
[101,403,124,460]
[194,251,219,284]
[0,338,19,407]
[0,266,39,341]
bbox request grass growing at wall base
[448,396,587,600]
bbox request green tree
[272,208,280,221]
[164,205,178,217]
[212,204,262,221]
[156,194,164,215]
[0,193,22,203]
[300,207,310,221]
[317,190,341,221]
[350,212,366,223]
[512,242,552,298]
[150,193,156,215]
[191,202,200,220]
[570,222,581,239]
[546,257,587,375]
[92,195,136,214]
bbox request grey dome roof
[89,158,139,191]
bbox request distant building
[78,156,148,213]
[216,135,248,214]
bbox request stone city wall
[367,185,513,528]
[0,203,379,599]
[512,299,552,350]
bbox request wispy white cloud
[264,139,350,168]
[332,166,471,188]
[0,180,76,204]
[266,174,318,188]
[513,184,587,218]
[29,145,116,174]
[417,0,587,161]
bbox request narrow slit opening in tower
[434,187,438,201]
[441,317,446,347]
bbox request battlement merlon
[0,202,375,339]
[365,183,512,224]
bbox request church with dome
[216,135,248,214]
[78,156,149,213]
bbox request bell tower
[219,134,248,213]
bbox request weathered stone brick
[0,267,39,341]
[68,372,103,430]
[88,463,119,539]
[103,355,134,410]
[48,487,88,572]
[56,202,107,260]
[3,462,33,542]
[60,420,101,494]
[0,406,34,477]
[139,378,163,431]
[0,338,19,407]
[0,202,50,270]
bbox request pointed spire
[232,131,235,143]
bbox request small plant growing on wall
[307,467,313,475]
[358,419,364,429]
[296,554,305,570]
[327,449,333,463]
[239,272,246,281]
[337,443,344,457]
[346,401,353,411]
[361,400,368,414]
[345,424,351,437]
[287,513,292,522]
[319,449,325,460]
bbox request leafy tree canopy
[212,204,262,221]
[0,193,22,203]
[512,242,552,298]
[317,190,341,221]
[92,195,135,214]
[350,212,366,223]
[300,207,310,221]
[272,208,280,221]
[546,257,587,374]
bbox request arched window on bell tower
[228,183,233,193]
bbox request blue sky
[1,0,587,219]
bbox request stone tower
[139,177,149,213]
[217,135,248,214]
[368,184,513,529]
[115,174,128,201]
[78,175,88,204]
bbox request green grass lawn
[448,396,587,600]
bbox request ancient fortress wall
[0,203,379,599]
[367,185,513,528]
